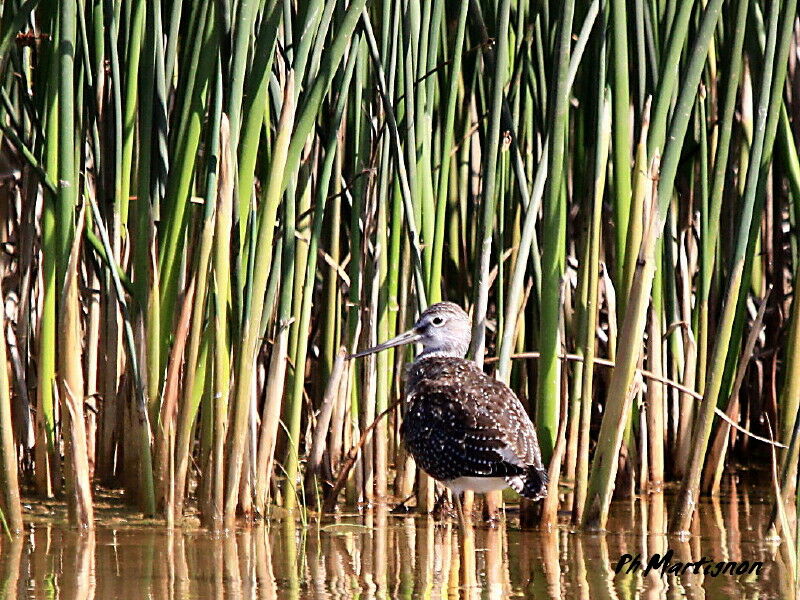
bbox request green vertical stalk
[55,0,79,511]
[374,166,390,500]
[134,0,159,412]
[646,0,694,158]
[118,0,145,230]
[282,47,357,508]
[229,0,278,303]
[497,0,597,384]
[574,62,611,523]
[35,3,61,497]
[36,58,58,496]
[779,154,800,490]
[374,0,401,497]
[362,9,427,308]
[162,0,182,88]
[424,0,444,110]
[224,73,295,526]
[157,1,216,354]
[57,0,76,280]
[699,0,749,396]
[622,102,651,303]
[647,239,665,487]
[321,151,342,384]
[291,1,324,97]
[669,0,792,534]
[401,1,420,236]
[276,179,298,508]
[235,3,280,266]
[468,0,511,368]
[107,0,124,362]
[344,35,367,504]
[610,0,632,291]
[411,0,436,289]
[172,60,224,520]
[429,0,468,302]
[583,0,725,530]
[536,0,574,463]
[226,0,260,155]
[696,94,710,393]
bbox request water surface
[0,486,790,599]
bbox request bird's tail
[507,465,548,500]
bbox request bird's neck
[415,348,467,360]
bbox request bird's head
[350,302,471,360]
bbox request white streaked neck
[415,347,467,360]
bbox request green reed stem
[468,0,511,368]
[670,0,792,534]
[224,73,295,526]
[584,0,725,531]
[536,0,575,463]
[610,0,632,291]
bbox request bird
[350,301,548,520]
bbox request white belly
[444,477,508,495]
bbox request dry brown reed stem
[306,347,348,483]
[322,399,402,514]
[154,278,195,514]
[538,390,570,529]
[645,305,664,490]
[80,196,101,483]
[703,289,771,493]
[767,416,797,575]
[486,351,697,396]
[0,280,22,533]
[58,206,93,528]
[96,281,119,488]
[212,114,234,527]
[582,190,670,529]
[675,319,698,478]
[254,321,292,516]
[487,350,784,448]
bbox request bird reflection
[1,489,787,599]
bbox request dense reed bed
[0,0,799,541]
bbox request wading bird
[351,302,548,522]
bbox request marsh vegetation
[0,0,799,573]
[0,484,789,598]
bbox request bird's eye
[431,316,445,326]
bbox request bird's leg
[390,493,415,514]
[455,492,468,529]
[431,487,450,520]
[482,490,503,526]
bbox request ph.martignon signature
[615,551,763,578]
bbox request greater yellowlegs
[351,302,548,515]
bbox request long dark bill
[348,329,421,359]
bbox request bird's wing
[460,369,545,471]
[402,367,542,481]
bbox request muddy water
[0,487,791,599]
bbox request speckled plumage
[351,301,548,500]
[401,356,548,500]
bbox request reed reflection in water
[0,490,788,599]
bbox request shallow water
[0,486,792,599]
